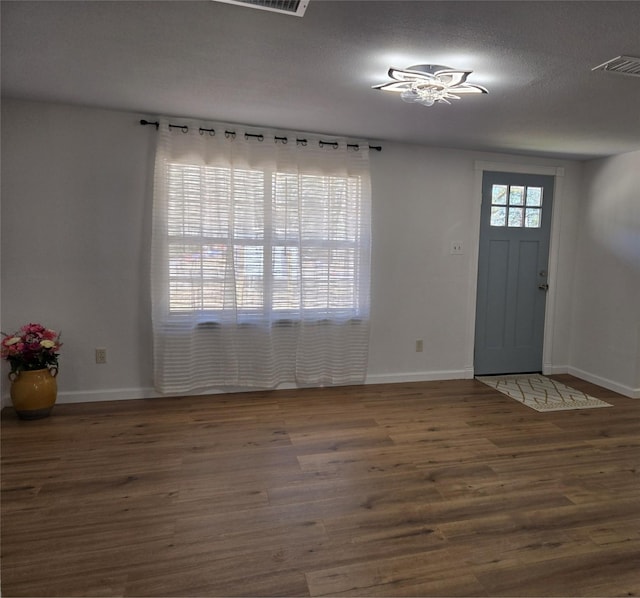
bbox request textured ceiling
[2,0,640,160]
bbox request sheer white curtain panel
[151,119,371,393]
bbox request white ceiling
[2,0,640,160]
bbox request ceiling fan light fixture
[211,0,309,17]
[592,55,640,77]
[373,64,488,106]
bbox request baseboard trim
[3,369,473,406]
[56,384,300,404]
[567,367,639,399]
[57,387,162,403]
[365,369,473,385]
[543,364,569,375]
[8,366,634,407]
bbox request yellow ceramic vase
[9,368,58,420]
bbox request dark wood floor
[1,375,639,597]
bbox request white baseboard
[56,387,161,403]
[4,366,634,407]
[57,385,261,403]
[567,367,640,399]
[1,388,156,409]
[2,369,473,407]
[543,364,569,375]
[365,369,473,385]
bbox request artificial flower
[1,323,62,373]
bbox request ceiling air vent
[592,55,640,78]
[212,0,308,17]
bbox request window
[490,184,543,228]
[166,164,366,321]
[150,121,371,392]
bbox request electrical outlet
[450,241,464,255]
[415,339,423,353]
[95,348,107,364]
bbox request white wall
[367,143,584,383]
[1,99,596,404]
[569,150,640,397]
[1,100,156,403]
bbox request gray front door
[474,171,554,375]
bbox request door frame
[465,161,566,377]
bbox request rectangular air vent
[592,55,640,77]
[212,0,308,17]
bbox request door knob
[538,283,549,291]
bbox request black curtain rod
[140,119,382,151]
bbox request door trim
[465,161,565,377]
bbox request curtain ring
[168,124,189,133]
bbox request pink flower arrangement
[1,323,62,373]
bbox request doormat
[476,374,613,412]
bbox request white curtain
[151,118,371,394]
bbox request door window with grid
[489,184,543,228]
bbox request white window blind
[151,119,371,393]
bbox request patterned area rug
[477,374,613,412]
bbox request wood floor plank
[1,376,638,597]
[472,542,640,597]
[306,547,487,597]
